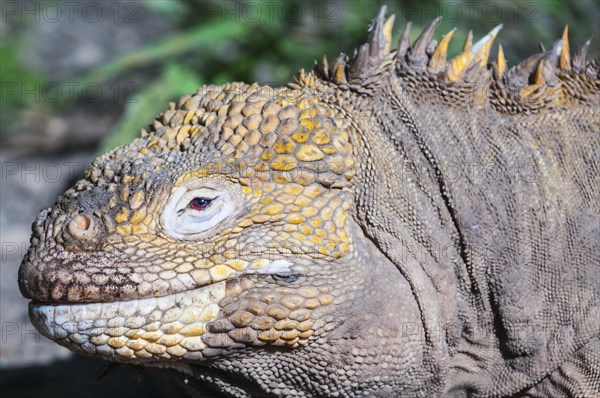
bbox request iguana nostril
[67,214,96,240]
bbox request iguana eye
[189,197,213,211]
[161,178,244,240]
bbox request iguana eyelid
[161,178,243,240]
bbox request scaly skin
[19,7,599,397]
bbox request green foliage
[72,19,247,105]
[0,42,46,107]
[0,41,48,136]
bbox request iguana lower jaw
[28,271,328,363]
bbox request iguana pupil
[189,197,212,211]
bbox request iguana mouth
[29,280,229,362]
[27,261,304,362]
[28,265,320,364]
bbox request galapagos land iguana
[18,6,600,397]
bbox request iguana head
[19,80,364,360]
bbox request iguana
[18,6,600,397]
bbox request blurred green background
[1,0,598,156]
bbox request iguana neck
[300,77,465,391]
[368,70,600,395]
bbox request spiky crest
[301,6,599,114]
